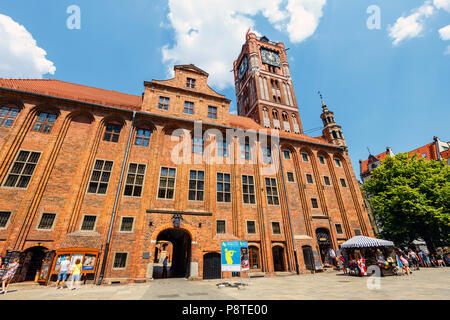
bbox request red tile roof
[229,115,334,147]
[361,151,389,174]
[408,142,438,161]
[0,79,142,110]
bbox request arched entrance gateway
[20,246,48,282]
[153,228,191,279]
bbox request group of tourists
[328,246,448,277]
[54,256,83,290]
[0,255,83,294]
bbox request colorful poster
[240,241,249,271]
[221,241,241,272]
[70,254,83,267]
[82,254,96,271]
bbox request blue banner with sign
[221,241,241,271]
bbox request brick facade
[0,35,373,283]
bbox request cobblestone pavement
[1,268,448,300]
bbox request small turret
[319,92,346,148]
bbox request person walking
[0,258,20,294]
[68,258,83,290]
[397,250,411,275]
[408,249,420,271]
[328,248,336,269]
[162,256,168,278]
[55,256,71,289]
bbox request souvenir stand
[340,236,396,277]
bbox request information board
[221,241,242,272]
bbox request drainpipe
[97,111,136,285]
[278,147,300,275]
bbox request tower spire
[318,91,327,110]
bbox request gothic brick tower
[233,32,303,134]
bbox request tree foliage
[362,153,450,251]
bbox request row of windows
[158,97,219,119]
[216,219,281,235]
[0,211,134,233]
[1,153,349,207]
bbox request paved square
[1,268,448,300]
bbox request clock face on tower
[238,55,248,80]
[260,48,281,68]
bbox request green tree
[362,153,450,251]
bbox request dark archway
[302,245,314,271]
[21,246,48,282]
[272,246,285,271]
[153,228,191,279]
[203,252,221,280]
[316,228,332,265]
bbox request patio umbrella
[340,235,394,249]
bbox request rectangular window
[262,147,272,164]
[81,215,97,231]
[113,253,128,269]
[335,224,343,234]
[0,212,12,228]
[120,217,134,232]
[192,137,204,154]
[184,101,194,114]
[217,173,231,203]
[422,153,427,158]
[216,220,226,234]
[335,159,341,167]
[32,112,57,133]
[324,176,331,186]
[124,163,146,197]
[340,178,347,187]
[287,172,295,182]
[283,150,291,160]
[158,96,170,110]
[306,174,314,184]
[265,178,279,205]
[3,150,41,189]
[87,160,113,194]
[247,221,256,234]
[37,213,56,230]
[217,141,228,157]
[208,106,217,119]
[135,129,151,147]
[158,167,176,199]
[186,78,196,89]
[0,106,19,128]
[242,175,256,204]
[301,153,309,162]
[318,155,325,165]
[241,141,251,160]
[354,229,361,236]
[272,222,281,235]
[188,170,204,201]
[103,124,121,143]
[311,198,319,208]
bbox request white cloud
[0,14,55,78]
[161,0,326,90]
[388,1,435,46]
[439,24,450,40]
[434,0,450,12]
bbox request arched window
[0,105,20,128]
[103,123,122,142]
[332,131,338,139]
[292,114,300,134]
[33,112,58,134]
[339,131,343,139]
[282,112,288,122]
[249,246,259,269]
[272,110,279,120]
[262,107,270,128]
[135,128,151,147]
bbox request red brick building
[0,33,372,284]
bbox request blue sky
[0,0,449,178]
